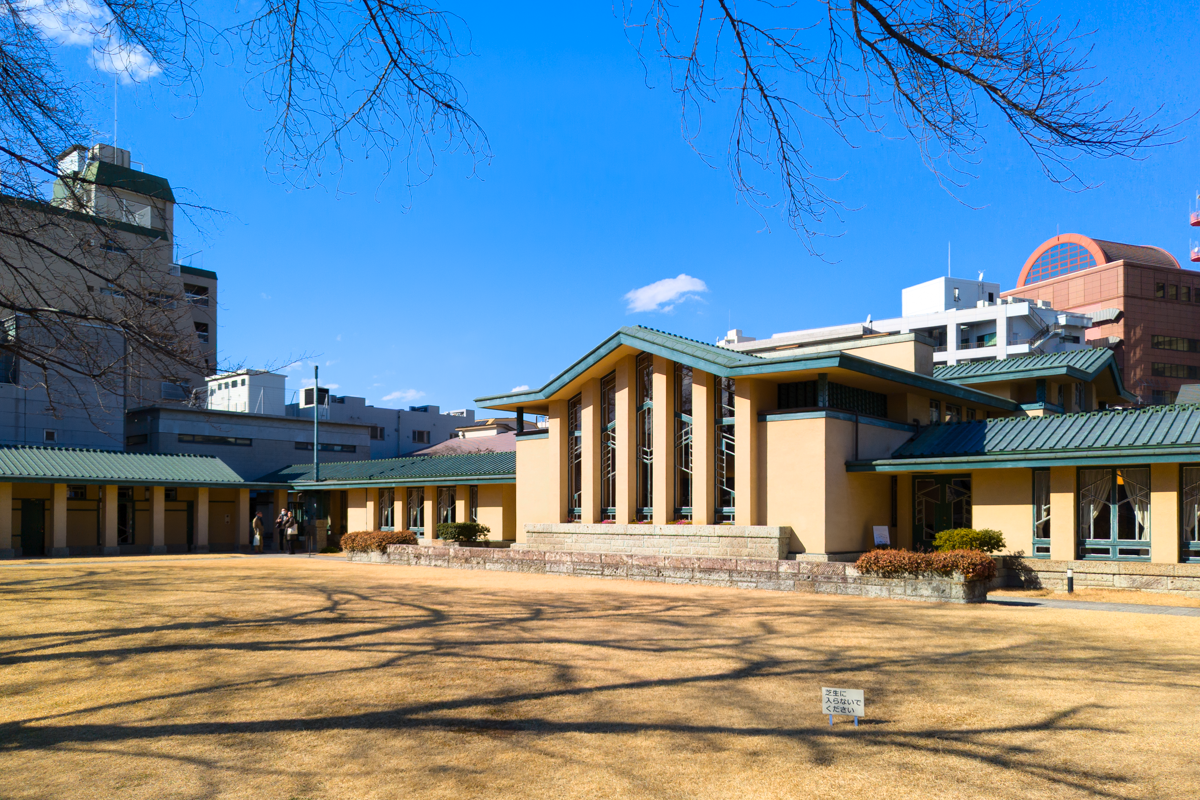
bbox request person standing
[274,509,287,551]
[285,511,299,555]
[252,511,265,554]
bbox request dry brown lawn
[0,557,1197,800]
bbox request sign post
[822,687,865,727]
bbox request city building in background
[287,391,474,459]
[1001,234,1200,404]
[0,143,218,450]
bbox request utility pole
[313,365,320,482]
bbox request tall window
[1078,467,1150,559]
[379,488,395,531]
[1182,467,1200,562]
[470,485,479,523]
[566,394,582,521]
[635,354,654,521]
[1032,470,1051,557]
[600,372,617,521]
[929,399,941,425]
[674,364,693,521]
[715,377,736,522]
[407,487,424,533]
[437,487,456,524]
[913,476,972,549]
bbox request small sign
[872,526,891,546]
[822,687,865,721]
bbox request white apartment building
[205,371,287,415]
[725,277,1098,366]
[287,391,475,459]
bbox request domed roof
[1016,234,1180,287]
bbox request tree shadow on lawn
[0,563,1193,798]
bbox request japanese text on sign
[822,687,865,718]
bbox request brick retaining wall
[518,523,793,560]
[997,557,1200,597]
[348,545,989,603]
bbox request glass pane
[600,373,617,518]
[1078,469,1112,542]
[407,488,423,530]
[948,478,972,529]
[636,354,654,520]
[914,479,940,544]
[1115,468,1150,542]
[1183,467,1200,543]
[567,395,582,521]
[1033,470,1051,542]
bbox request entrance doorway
[20,500,45,556]
[117,490,136,546]
[913,475,972,550]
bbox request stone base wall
[518,524,793,560]
[348,545,989,604]
[998,557,1200,597]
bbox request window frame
[1180,465,1200,563]
[1076,466,1151,560]
[1032,469,1051,558]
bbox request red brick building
[1001,234,1200,404]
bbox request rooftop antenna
[947,242,951,277]
[113,76,118,147]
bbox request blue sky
[46,1,1200,412]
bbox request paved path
[989,596,1200,617]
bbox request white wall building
[287,392,475,459]
[724,277,1099,367]
[205,371,286,415]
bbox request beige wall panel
[66,506,98,547]
[844,340,929,374]
[1150,463,1180,564]
[822,419,892,554]
[346,488,367,532]
[165,504,190,548]
[972,469,1033,555]
[1049,467,1076,561]
[476,484,513,541]
[734,379,768,526]
[580,378,602,523]
[761,417,826,554]
[208,488,238,546]
[516,436,556,542]
[691,369,715,525]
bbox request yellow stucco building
[476,326,1200,572]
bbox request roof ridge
[631,325,763,359]
[0,444,222,460]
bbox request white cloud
[511,385,530,392]
[336,334,343,342]
[260,293,271,301]
[624,274,708,313]
[20,0,163,83]
[325,359,338,367]
[381,389,425,404]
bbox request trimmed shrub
[341,530,418,553]
[319,545,342,554]
[437,522,491,543]
[855,548,996,581]
[933,528,1006,554]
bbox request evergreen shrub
[437,522,491,543]
[933,528,1006,553]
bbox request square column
[614,355,637,523]
[1048,466,1076,562]
[733,379,763,526]
[546,399,568,525]
[395,489,407,533]
[1150,463,1181,564]
[365,488,378,531]
[580,378,602,523]
[651,355,675,524]
[194,487,210,553]
[50,483,68,557]
[150,486,166,554]
[236,489,251,552]
[102,485,119,554]
[455,485,469,526]
[0,482,12,558]
[421,486,437,545]
[691,370,715,525]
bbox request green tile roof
[259,451,516,487]
[0,446,246,485]
[477,326,1021,412]
[850,404,1200,471]
[933,349,1115,383]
